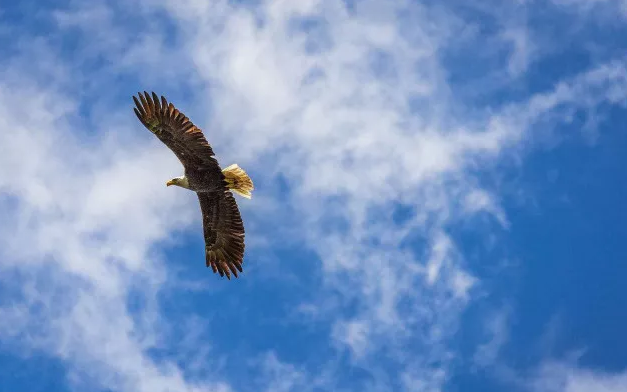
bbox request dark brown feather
[198,191,245,280]
[132,91,218,169]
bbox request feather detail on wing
[198,191,245,279]
[132,91,219,170]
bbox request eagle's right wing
[197,190,246,279]
[132,91,220,171]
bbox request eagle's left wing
[197,190,246,279]
[132,91,220,173]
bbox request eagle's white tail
[222,164,254,199]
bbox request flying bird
[132,92,254,279]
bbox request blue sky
[0,0,626,391]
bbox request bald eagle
[132,92,253,279]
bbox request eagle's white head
[166,176,190,189]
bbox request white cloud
[463,188,509,228]
[332,318,371,358]
[255,353,309,392]
[532,361,627,392]
[549,0,627,18]
[473,308,511,368]
[501,26,535,78]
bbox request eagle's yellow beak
[166,179,175,187]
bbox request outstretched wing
[132,91,220,171]
[198,191,245,279]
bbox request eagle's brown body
[132,92,253,279]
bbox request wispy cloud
[549,0,627,19]
[530,360,627,392]
[473,307,511,369]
